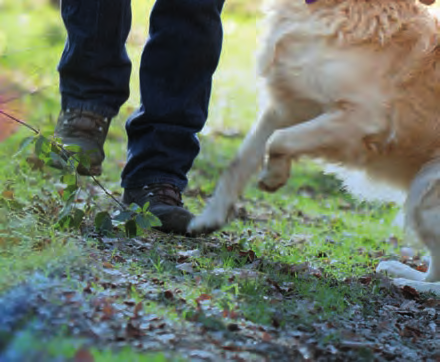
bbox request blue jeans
[58,0,224,190]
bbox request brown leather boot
[122,184,193,235]
[52,109,111,176]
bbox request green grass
[0,0,410,359]
[5,331,178,362]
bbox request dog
[188,0,440,295]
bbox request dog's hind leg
[377,160,440,295]
[187,107,285,235]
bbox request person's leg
[122,0,224,235]
[122,0,225,191]
[58,0,132,117]
[54,0,132,175]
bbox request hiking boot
[122,184,194,235]
[52,108,111,176]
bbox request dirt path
[1,230,439,362]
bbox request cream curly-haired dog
[188,0,440,294]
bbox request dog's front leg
[258,109,366,192]
[188,108,284,235]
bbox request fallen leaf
[262,332,272,342]
[164,290,174,300]
[133,301,143,318]
[359,276,372,285]
[74,348,94,362]
[126,320,143,339]
[83,282,93,294]
[101,303,114,320]
[196,294,212,305]
[2,190,14,199]
[416,264,428,273]
[238,249,256,262]
[401,285,420,300]
[401,324,422,338]
[222,309,239,320]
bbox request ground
[0,1,439,361]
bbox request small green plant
[1,110,161,238]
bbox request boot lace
[142,184,183,207]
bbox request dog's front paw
[258,156,290,193]
[187,207,228,236]
[258,167,288,193]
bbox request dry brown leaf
[2,190,14,199]
[416,264,428,273]
[401,285,420,300]
[164,290,174,300]
[74,348,95,362]
[133,301,143,318]
[262,332,272,342]
[126,320,143,339]
[196,293,212,305]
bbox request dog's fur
[188,0,440,294]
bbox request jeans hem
[121,176,187,191]
[62,99,118,118]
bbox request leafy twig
[1,109,126,211]
[91,175,126,210]
[0,109,39,134]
